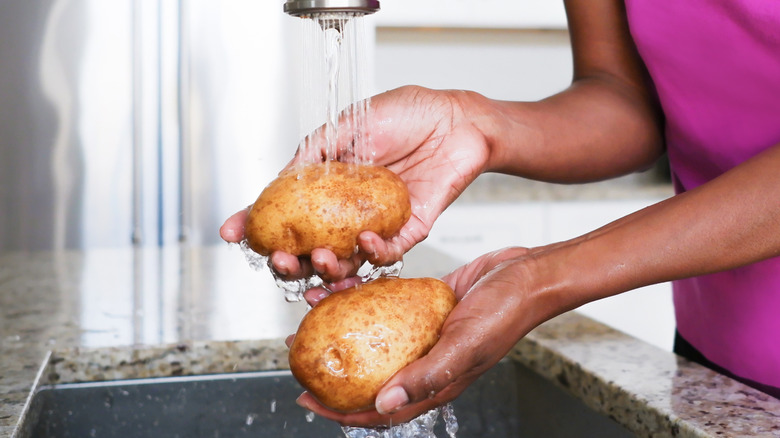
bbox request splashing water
[239,240,322,302]
[442,404,459,438]
[239,240,404,302]
[341,404,458,438]
[357,260,404,282]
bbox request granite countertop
[2,244,779,437]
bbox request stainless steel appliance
[0,1,303,251]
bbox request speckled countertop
[2,242,779,437]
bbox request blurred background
[0,1,674,349]
[0,0,578,252]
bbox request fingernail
[275,261,289,276]
[312,288,329,301]
[375,386,409,415]
[360,238,376,256]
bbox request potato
[288,277,457,413]
[245,161,411,258]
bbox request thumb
[374,319,492,415]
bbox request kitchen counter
[2,244,779,437]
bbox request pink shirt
[624,0,780,387]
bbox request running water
[296,13,374,165]
[241,13,383,302]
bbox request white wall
[424,202,675,352]
[373,27,572,101]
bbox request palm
[355,86,490,262]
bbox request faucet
[283,0,380,30]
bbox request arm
[220,0,665,279]
[293,0,780,426]
[477,0,664,182]
[299,114,780,429]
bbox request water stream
[297,13,374,164]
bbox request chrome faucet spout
[283,0,380,17]
[283,0,379,30]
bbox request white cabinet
[374,0,567,29]
[425,199,675,351]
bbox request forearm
[457,0,664,184]
[527,142,780,317]
[459,74,664,184]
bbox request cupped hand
[290,246,546,427]
[219,86,491,282]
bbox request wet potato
[245,161,411,259]
[288,277,457,413]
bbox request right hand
[292,246,547,427]
[221,85,492,281]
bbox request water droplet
[270,400,277,413]
[443,403,459,438]
[305,411,316,423]
[245,413,257,426]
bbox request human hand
[220,86,491,282]
[291,246,544,427]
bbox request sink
[25,360,633,437]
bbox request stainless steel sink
[26,360,634,437]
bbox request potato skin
[288,277,457,413]
[245,161,411,258]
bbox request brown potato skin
[245,161,411,258]
[288,277,457,413]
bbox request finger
[327,276,364,292]
[219,209,249,243]
[303,286,332,306]
[310,249,362,282]
[270,252,314,279]
[303,275,364,306]
[285,334,296,348]
[374,318,494,416]
[357,232,405,266]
